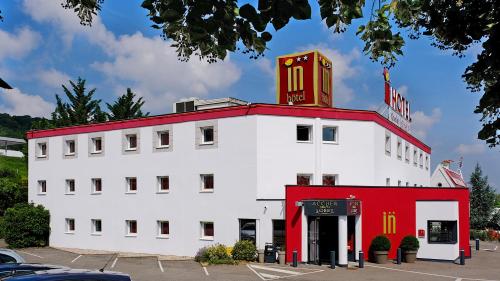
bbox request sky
[0,1,498,191]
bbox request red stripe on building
[26,104,431,153]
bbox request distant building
[431,160,467,188]
[0,137,25,158]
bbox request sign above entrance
[276,50,333,107]
[303,200,361,216]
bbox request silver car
[0,249,25,264]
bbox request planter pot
[404,250,418,263]
[258,250,265,263]
[374,251,389,264]
[278,251,285,265]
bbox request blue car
[1,268,132,281]
[0,264,66,279]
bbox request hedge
[232,240,257,261]
[3,203,50,248]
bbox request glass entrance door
[308,217,320,264]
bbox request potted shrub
[370,235,391,264]
[400,235,420,263]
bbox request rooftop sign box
[383,68,411,132]
[276,50,333,107]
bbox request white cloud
[255,58,275,76]
[299,44,361,106]
[411,108,442,140]
[37,69,71,88]
[0,88,54,117]
[0,27,40,60]
[22,0,242,113]
[456,143,486,155]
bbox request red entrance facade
[285,186,470,263]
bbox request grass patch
[0,155,27,182]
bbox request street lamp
[0,77,13,89]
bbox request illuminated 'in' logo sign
[383,211,396,234]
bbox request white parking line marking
[71,255,82,263]
[157,260,164,272]
[247,264,324,281]
[482,245,498,252]
[249,264,301,275]
[260,273,280,279]
[247,265,265,281]
[366,264,499,281]
[110,257,118,268]
[202,266,209,276]
[16,250,43,258]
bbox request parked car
[0,250,25,264]
[1,269,132,280]
[0,264,67,279]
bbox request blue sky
[0,0,498,190]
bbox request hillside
[0,155,27,181]
[0,113,42,139]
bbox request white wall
[29,113,431,257]
[416,201,459,260]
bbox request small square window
[405,182,409,187]
[157,221,170,238]
[66,218,75,233]
[65,179,75,194]
[201,222,214,240]
[126,134,137,150]
[92,219,102,234]
[158,131,170,148]
[157,176,169,192]
[126,220,137,236]
[413,149,418,166]
[385,132,391,155]
[297,125,312,142]
[405,144,410,163]
[425,155,429,170]
[92,178,102,193]
[66,140,76,155]
[92,137,102,153]
[322,174,337,186]
[386,178,390,186]
[126,177,137,193]
[322,126,338,143]
[397,139,402,160]
[38,143,47,157]
[38,180,47,194]
[419,152,424,168]
[201,127,214,144]
[297,174,312,185]
[397,180,402,187]
[201,174,214,191]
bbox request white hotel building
[28,101,431,257]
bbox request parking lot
[7,240,500,281]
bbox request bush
[370,235,391,252]
[0,178,28,216]
[0,217,4,239]
[470,229,488,241]
[3,203,50,248]
[195,244,234,264]
[232,240,257,261]
[399,235,419,252]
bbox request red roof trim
[26,104,431,153]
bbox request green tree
[0,177,28,216]
[2,1,499,146]
[3,203,50,248]
[106,88,149,121]
[469,164,496,229]
[52,77,107,127]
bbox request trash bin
[278,250,286,265]
[264,243,277,263]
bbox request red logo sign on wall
[418,229,425,238]
[276,50,333,107]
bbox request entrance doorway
[308,216,338,264]
[347,216,356,261]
